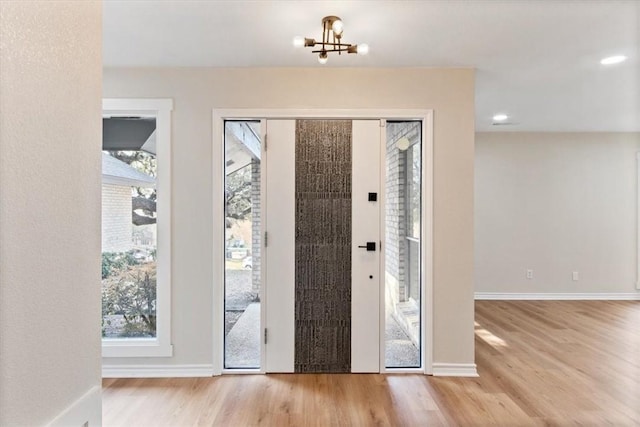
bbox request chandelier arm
[311,47,353,54]
[308,41,352,48]
[322,19,328,50]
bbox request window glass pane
[224,120,261,369]
[102,117,158,338]
[385,121,421,368]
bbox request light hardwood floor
[102,301,640,426]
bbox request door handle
[357,242,376,251]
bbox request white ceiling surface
[103,1,639,132]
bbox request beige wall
[0,2,103,426]
[476,132,640,295]
[103,67,475,367]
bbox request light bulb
[396,137,410,151]
[356,43,369,55]
[331,19,343,36]
[492,114,508,121]
[293,36,304,48]
[318,52,328,65]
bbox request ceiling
[103,1,639,132]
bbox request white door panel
[351,120,381,372]
[264,120,295,373]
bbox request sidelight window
[224,120,262,369]
[385,120,422,369]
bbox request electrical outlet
[572,271,579,281]
[526,269,533,279]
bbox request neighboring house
[101,153,155,253]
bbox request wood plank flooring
[102,300,640,426]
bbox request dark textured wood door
[294,120,353,372]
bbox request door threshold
[222,368,264,375]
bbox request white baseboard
[47,385,101,427]
[475,292,640,301]
[102,364,214,378]
[432,363,478,377]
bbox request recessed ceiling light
[492,114,508,122]
[600,55,627,65]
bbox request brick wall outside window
[101,184,133,253]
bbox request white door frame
[212,109,434,375]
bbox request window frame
[101,98,173,358]
[637,152,640,291]
[404,135,422,304]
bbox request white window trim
[212,109,433,375]
[102,98,173,358]
[637,152,640,290]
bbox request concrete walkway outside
[224,301,419,369]
[225,302,261,368]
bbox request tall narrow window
[385,121,422,368]
[101,116,158,339]
[224,120,262,369]
[102,98,172,358]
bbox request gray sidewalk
[224,300,419,368]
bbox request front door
[264,119,382,373]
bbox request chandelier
[293,16,369,64]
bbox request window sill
[102,338,174,358]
